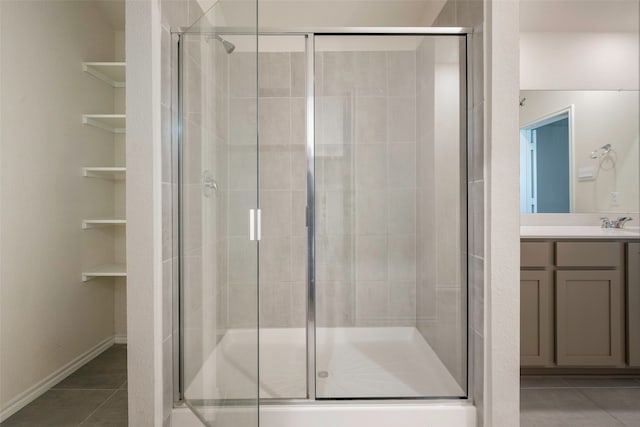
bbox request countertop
[521,226,640,239]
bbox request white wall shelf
[82,263,127,282]
[82,62,126,88]
[82,167,126,180]
[82,218,126,229]
[82,114,126,134]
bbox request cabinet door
[556,270,624,366]
[521,270,554,366]
[629,243,640,367]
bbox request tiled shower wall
[315,49,418,328]
[181,34,231,386]
[415,36,465,387]
[434,0,485,425]
[227,48,420,329]
[227,50,307,328]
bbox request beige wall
[485,1,521,426]
[0,0,119,417]
[520,90,639,213]
[520,32,639,91]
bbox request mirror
[519,90,639,213]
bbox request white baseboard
[0,335,116,422]
[114,334,128,344]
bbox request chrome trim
[174,26,473,35]
[462,33,472,399]
[257,209,262,241]
[248,208,262,241]
[250,209,256,241]
[174,32,185,402]
[234,397,472,406]
[173,28,475,408]
[305,33,317,401]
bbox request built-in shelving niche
[82,114,126,134]
[81,61,127,283]
[82,62,126,88]
[82,167,126,180]
[82,218,126,229]
[82,263,127,282]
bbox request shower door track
[172,26,474,408]
[175,27,472,35]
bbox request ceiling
[257,0,446,28]
[520,0,639,32]
[89,0,639,33]
[196,0,448,28]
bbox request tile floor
[6,356,640,426]
[521,375,640,427]
[2,345,128,426]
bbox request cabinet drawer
[521,241,553,267]
[556,242,622,267]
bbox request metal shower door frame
[172,26,474,407]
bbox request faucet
[614,217,633,228]
[600,216,633,229]
[600,217,613,228]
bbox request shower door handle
[249,209,261,241]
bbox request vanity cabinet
[521,240,629,368]
[629,243,640,367]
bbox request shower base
[172,402,476,427]
[186,327,464,400]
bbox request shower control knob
[202,171,217,197]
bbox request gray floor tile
[80,390,128,426]
[1,390,113,427]
[579,387,640,427]
[53,346,127,390]
[78,346,127,373]
[564,377,640,389]
[2,345,128,426]
[521,376,570,389]
[520,388,626,427]
[53,371,127,390]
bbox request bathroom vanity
[520,227,640,371]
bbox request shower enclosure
[174,7,471,426]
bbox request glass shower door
[313,34,468,399]
[179,11,259,427]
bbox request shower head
[590,144,612,159]
[210,35,235,54]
